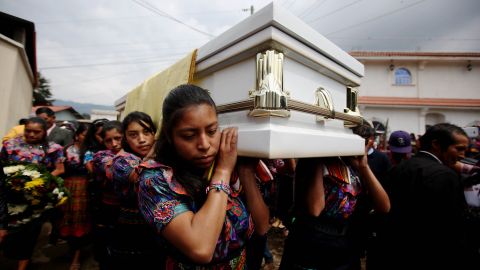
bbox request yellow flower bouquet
[3,163,69,228]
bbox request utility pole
[242,5,254,15]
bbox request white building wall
[90,110,119,121]
[357,57,480,137]
[359,61,419,98]
[362,107,420,135]
[0,35,33,137]
[419,62,480,99]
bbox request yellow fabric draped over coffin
[122,50,197,135]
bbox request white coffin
[193,2,365,158]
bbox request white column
[419,107,428,135]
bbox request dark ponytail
[154,84,217,203]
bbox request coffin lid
[196,2,364,82]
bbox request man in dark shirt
[383,123,472,269]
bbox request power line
[286,0,298,9]
[299,0,329,19]
[328,36,480,41]
[36,10,241,24]
[307,0,364,24]
[325,0,427,36]
[131,0,214,38]
[50,65,159,88]
[40,48,192,61]
[39,39,206,50]
[36,15,155,24]
[40,53,187,65]
[40,56,181,70]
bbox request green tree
[33,72,55,106]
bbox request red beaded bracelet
[206,183,231,195]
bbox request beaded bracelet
[206,182,231,196]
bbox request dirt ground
[1,222,370,270]
[263,225,366,270]
[263,227,287,269]
[1,222,286,270]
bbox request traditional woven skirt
[59,175,91,238]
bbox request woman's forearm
[162,169,230,263]
[239,167,270,235]
[305,162,325,217]
[358,165,390,213]
[51,163,65,177]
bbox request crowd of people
[0,84,479,270]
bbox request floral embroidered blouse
[92,150,119,206]
[64,144,89,176]
[138,160,254,269]
[0,136,64,170]
[321,158,363,221]
[93,150,160,256]
[107,151,145,225]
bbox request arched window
[394,68,412,85]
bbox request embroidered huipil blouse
[321,158,363,221]
[138,160,254,269]
[92,150,119,206]
[0,136,64,169]
[107,151,146,225]
[64,145,89,176]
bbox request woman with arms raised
[138,84,270,269]
[280,140,390,270]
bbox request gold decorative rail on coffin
[248,50,290,118]
[314,87,334,121]
[343,87,362,127]
[216,49,364,126]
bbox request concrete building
[0,12,37,137]
[352,51,480,137]
[90,109,119,121]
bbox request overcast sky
[1,0,479,106]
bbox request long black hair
[68,123,89,163]
[154,84,217,202]
[84,118,108,153]
[121,111,156,156]
[419,123,467,152]
[101,120,123,139]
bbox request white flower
[57,192,65,199]
[21,218,31,223]
[52,188,59,194]
[3,165,25,175]
[22,169,41,179]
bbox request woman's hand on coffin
[215,127,238,176]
